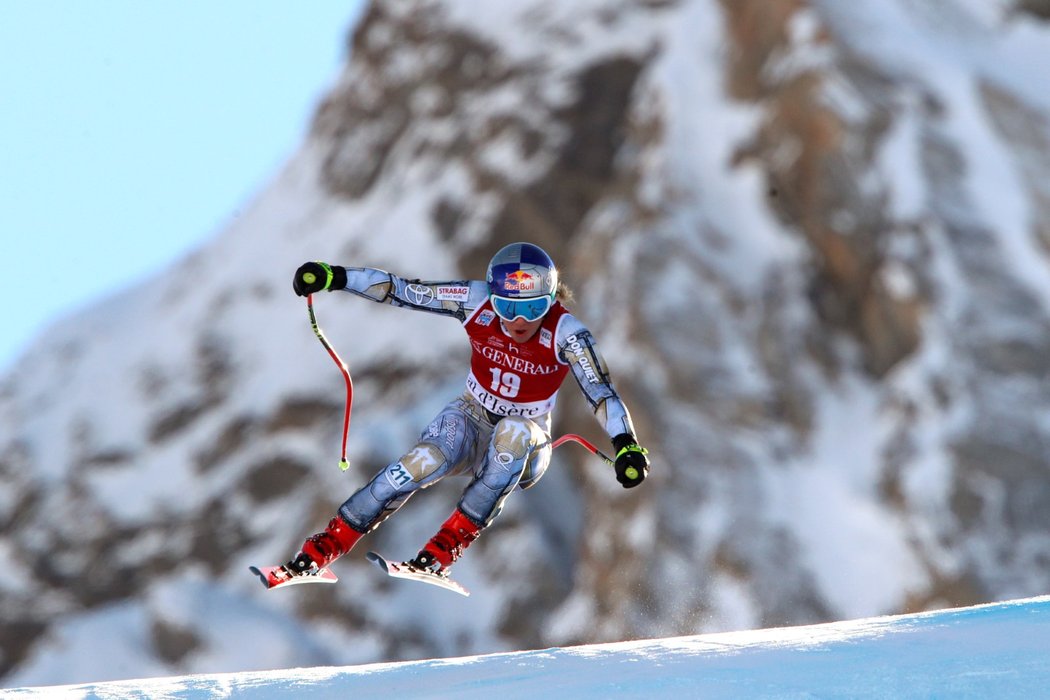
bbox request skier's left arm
[556,315,650,488]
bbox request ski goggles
[490,293,553,322]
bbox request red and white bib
[462,300,570,418]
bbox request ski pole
[551,433,614,466]
[306,293,353,471]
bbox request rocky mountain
[4,0,1050,686]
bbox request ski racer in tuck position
[286,241,651,579]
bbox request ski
[250,564,338,590]
[366,551,470,597]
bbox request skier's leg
[410,415,548,573]
[338,442,451,529]
[461,415,550,525]
[290,402,479,572]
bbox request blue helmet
[486,242,558,298]
[486,242,559,322]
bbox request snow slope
[8,595,1049,698]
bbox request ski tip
[249,565,278,589]
[365,550,389,572]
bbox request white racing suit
[333,267,636,532]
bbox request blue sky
[0,3,364,372]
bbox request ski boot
[407,509,482,577]
[288,515,364,575]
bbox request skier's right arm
[293,261,487,322]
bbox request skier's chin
[504,319,542,343]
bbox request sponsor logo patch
[469,339,559,375]
[436,285,470,302]
[476,310,497,326]
[464,373,553,418]
[406,284,435,306]
[504,270,539,293]
[565,334,600,383]
[444,418,458,452]
[539,328,553,348]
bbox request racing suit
[332,267,636,531]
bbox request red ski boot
[289,516,363,574]
[408,509,482,576]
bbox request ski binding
[366,551,470,597]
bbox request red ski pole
[306,293,353,471]
[551,433,614,466]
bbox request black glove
[293,262,347,296]
[612,433,649,489]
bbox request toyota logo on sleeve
[406,284,435,306]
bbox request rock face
[4,0,1050,685]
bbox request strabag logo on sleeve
[437,285,470,301]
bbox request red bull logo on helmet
[504,269,540,293]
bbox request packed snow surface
[7,595,1049,699]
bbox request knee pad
[396,442,449,484]
[489,416,538,462]
[478,417,542,491]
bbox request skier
[286,241,650,578]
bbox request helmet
[486,242,558,322]
[486,242,558,298]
